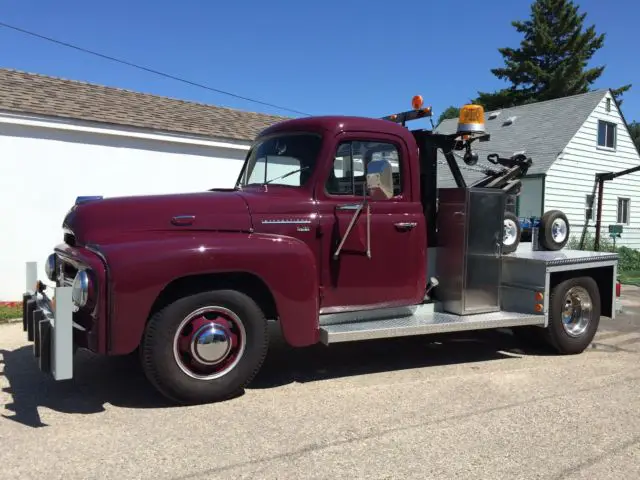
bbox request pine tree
[436,106,460,126]
[475,0,631,110]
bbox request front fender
[97,232,319,354]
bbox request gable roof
[434,89,608,187]
[0,68,290,142]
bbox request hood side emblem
[172,215,196,226]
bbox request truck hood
[63,191,252,245]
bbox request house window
[606,97,611,112]
[617,197,630,225]
[327,140,402,197]
[585,194,595,221]
[597,120,616,149]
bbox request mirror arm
[333,203,364,259]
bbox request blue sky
[1,0,637,123]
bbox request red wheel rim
[172,306,246,380]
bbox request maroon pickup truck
[21,101,620,404]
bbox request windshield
[237,133,323,188]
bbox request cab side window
[326,141,402,197]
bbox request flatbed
[319,247,618,343]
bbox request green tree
[629,121,640,152]
[437,106,460,126]
[476,0,631,110]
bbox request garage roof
[0,68,290,142]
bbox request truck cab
[21,100,620,405]
[236,115,427,312]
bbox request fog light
[72,270,91,307]
[45,253,57,281]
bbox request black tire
[538,209,570,251]
[503,211,521,254]
[141,289,269,405]
[544,276,600,354]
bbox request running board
[319,310,545,344]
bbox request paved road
[1,290,639,480]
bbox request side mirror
[366,159,394,200]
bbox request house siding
[544,91,640,249]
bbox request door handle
[336,203,362,211]
[394,222,417,231]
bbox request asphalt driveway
[1,287,639,479]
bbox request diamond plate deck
[319,310,544,344]
[508,247,618,266]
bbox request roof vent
[502,116,517,126]
[488,111,501,120]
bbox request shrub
[617,246,640,272]
[567,231,615,252]
[566,232,640,274]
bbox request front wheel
[141,289,269,404]
[544,276,600,354]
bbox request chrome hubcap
[504,219,518,246]
[173,306,246,380]
[551,218,567,243]
[191,324,232,364]
[561,286,592,337]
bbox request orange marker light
[534,303,543,313]
[535,292,544,301]
[412,95,424,110]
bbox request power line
[0,21,311,117]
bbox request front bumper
[22,261,74,381]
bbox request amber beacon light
[457,104,486,134]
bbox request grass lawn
[0,304,21,321]
[620,271,640,286]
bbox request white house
[435,89,640,249]
[0,68,287,301]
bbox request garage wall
[0,118,250,300]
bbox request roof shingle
[0,68,290,142]
[434,89,608,187]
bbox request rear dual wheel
[513,276,600,354]
[141,290,269,404]
[545,276,600,354]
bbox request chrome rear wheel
[561,286,592,337]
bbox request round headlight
[45,253,57,282]
[72,270,91,307]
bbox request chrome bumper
[22,261,74,381]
